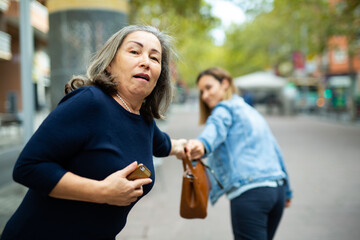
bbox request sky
[205,0,246,45]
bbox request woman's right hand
[100,161,152,206]
[186,139,205,160]
[49,162,151,206]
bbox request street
[118,102,360,240]
[0,101,360,239]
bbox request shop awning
[234,71,287,90]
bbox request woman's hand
[186,139,205,160]
[170,139,187,159]
[100,161,152,206]
[49,162,152,207]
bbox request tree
[330,0,360,120]
[128,0,221,87]
[222,0,335,77]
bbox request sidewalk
[0,127,22,152]
[0,110,49,234]
[0,126,25,234]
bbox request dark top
[1,86,171,240]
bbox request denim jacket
[198,95,293,205]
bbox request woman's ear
[106,65,111,74]
[221,78,230,89]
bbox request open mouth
[134,73,150,81]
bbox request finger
[186,151,192,161]
[189,147,199,157]
[186,140,194,149]
[133,186,144,196]
[131,185,145,198]
[119,161,138,178]
[123,197,138,206]
[133,178,152,188]
[180,150,186,159]
[134,185,143,191]
[195,144,203,153]
[192,153,200,160]
[130,196,138,203]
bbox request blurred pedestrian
[242,90,254,106]
[186,67,293,240]
[1,25,186,240]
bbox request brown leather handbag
[180,156,211,219]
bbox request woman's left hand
[170,139,187,159]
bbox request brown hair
[64,25,175,122]
[196,67,238,124]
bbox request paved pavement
[1,102,360,239]
[118,104,360,240]
[0,128,26,234]
[265,114,360,240]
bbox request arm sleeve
[13,88,97,194]
[197,105,233,158]
[152,121,171,157]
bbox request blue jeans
[230,185,286,240]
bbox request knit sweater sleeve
[152,121,171,157]
[13,87,98,194]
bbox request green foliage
[222,0,360,77]
[222,0,336,76]
[128,0,360,85]
[330,0,360,56]
[128,0,221,87]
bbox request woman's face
[197,75,229,109]
[107,31,162,99]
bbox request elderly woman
[1,25,185,240]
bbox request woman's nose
[201,91,208,101]
[139,55,150,68]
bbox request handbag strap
[200,161,224,189]
[182,156,224,189]
[182,155,194,172]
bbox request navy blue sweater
[1,86,171,240]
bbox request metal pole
[20,0,35,143]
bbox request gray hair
[65,25,175,122]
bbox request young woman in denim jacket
[186,67,293,240]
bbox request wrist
[170,139,184,155]
[92,180,108,204]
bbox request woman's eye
[130,50,138,54]
[151,56,159,62]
